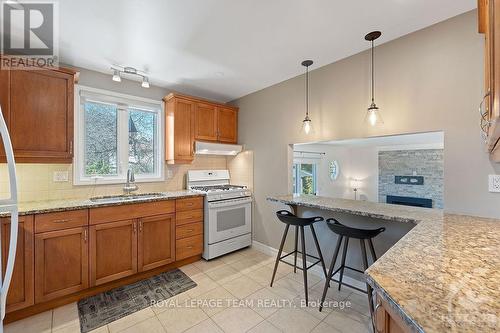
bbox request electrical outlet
[166,169,173,179]
[53,171,69,182]
[489,175,500,193]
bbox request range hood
[195,141,243,156]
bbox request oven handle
[208,197,252,208]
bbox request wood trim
[1,215,34,313]
[138,214,176,272]
[163,92,238,111]
[479,0,488,33]
[34,227,89,303]
[89,220,138,286]
[4,255,201,324]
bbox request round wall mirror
[329,160,339,180]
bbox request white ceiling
[59,0,476,102]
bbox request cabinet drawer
[176,209,203,226]
[176,234,203,260]
[90,200,175,224]
[35,210,88,233]
[176,197,203,212]
[176,222,203,240]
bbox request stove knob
[244,191,251,196]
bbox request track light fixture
[110,65,150,88]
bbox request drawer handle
[53,219,70,224]
[186,229,194,232]
[186,246,194,249]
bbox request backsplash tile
[0,155,230,202]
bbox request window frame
[74,85,164,185]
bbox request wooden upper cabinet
[0,67,77,163]
[1,215,34,313]
[164,93,239,163]
[479,0,500,161]
[217,106,238,143]
[195,103,218,141]
[89,219,138,286]
[138,214,175,272]
[165,96,195,164]
[34,226,89,303]
[0,69,10,158]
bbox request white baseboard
[252,240,367,292]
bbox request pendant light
[364,31,383,126]
[301,60,313,134]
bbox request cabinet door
[166,98,194,163]
[1,215,34,312]
[90,220,137,286]
[138,214,175,272]
[35,227,88,303]
[10,70,74,162]
[194,102,218,141]
[217,107,238,143]
[0,69,10,159]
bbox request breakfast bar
[267,194,500,333]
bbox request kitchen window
[293,162,317,195]
[74,86,163,185]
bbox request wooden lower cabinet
[1,215,34,313]
[34,227,89,303]
[373,293,409,333]
[138,214,176,272]
[90,220,138,286]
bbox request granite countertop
[267,194,500,332]
[0,191,204,217]
[267,194,443,224]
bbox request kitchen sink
[90,193,165,204]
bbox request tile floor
[4,247,372,333]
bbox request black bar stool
[270,210,328,304]
[319,218,385,313]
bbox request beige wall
[233,11,500,250]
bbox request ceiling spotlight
[141,76,150,88]
[112,69,121,82]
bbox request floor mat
[78,268,196,332]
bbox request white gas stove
[187,170,252,260]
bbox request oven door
[207,197,252,244]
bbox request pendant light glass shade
[365,102,383,126]
[302,115,312,134]
[364,31,383,127]
[301,60,314,134]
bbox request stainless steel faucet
[123,169,139,194]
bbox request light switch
[488,175,500,193]
[53,171,69,182]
